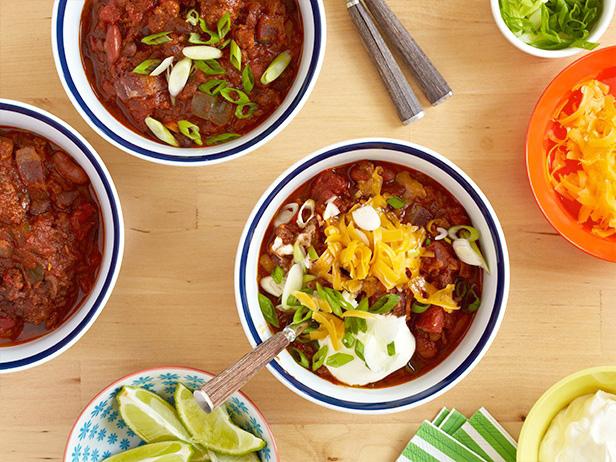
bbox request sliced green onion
[312,345,328,371]
[286,294,300,307]
[242,65,255,93]
[260,50,291,85]
[316,283,342,317]
[258,293,279,327]
[182,45,222,60]
[307,246,318,260]
[141,31,172,45]
[188,32,219,46]
[144,117,179,147]
[186,9,200,26]
[467,288,481,312]
[354,340,366,362]
[411,301,430,314]
[217,12,231,40]
[387,341,396,356]
[149,56,174,76]
[369,294,401,315]
[326,353,354,368]
[194,59,226,76]
[206,133,240,145]
[235,102,257,119]
[229,40,242,71]
[177,120,202,146]
[168,57,192,98]
[357,296,369,312]
[302,274,317,284]
[425,237,432,246]
[271,266,284,284]
[448,225,480,242]
[220,38,231,49]
[292,306,312,325]
[132,59,162,75]
[198,79,228,96]
[387,196,406,209]
[342,332,356,349]
[219,87,250,105]
[293,241,306,265]
[198,19,220,45]
[454,278,468,299]
[290,348,309,369]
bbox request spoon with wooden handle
[193,322,309,413]
[362,0,452,106]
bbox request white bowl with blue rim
[64,367,279,462]
[51,0,326,166]
[235,138,510,414]
[0,99,124,373]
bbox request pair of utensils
[346,0,452,124]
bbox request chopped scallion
[217,12,231,40]
[188,32,219,46]
[206,133,240,145]
[312,345,328,371]
[219,87,250,105]
[242,65,255,93]
[290,348,309,369]
[411,301,430,314]
[260,50,291,85]
[229,40,242,71]
[271,266,284,284]
[342,332,356,349]
[132,59,162,75]
[369,294,401,315]
[354,340,366,362]
[235,102,257,119]
[387,341,396,356]
[141,31,172,46]
[467,288,481,312]
[177,120,202,146]
[198,79,228,96]
[144,117,179,147]
[198,19,220,45]
[258,293,279,327]
[307,246,318,260]
[194,59,226,76]
[326,353,354,368]
[186,9,200,26]
[387,196,406,209]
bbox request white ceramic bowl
[234,139,510,414]
[64,367,279,462]
[0,99,124,373]
[51,0,326,166]
[490,0,615,58]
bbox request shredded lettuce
[499,0,602,50]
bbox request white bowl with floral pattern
[64,367,278,462]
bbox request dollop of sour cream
[318,315,415,386]
[539,390,616,462]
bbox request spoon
[193,322,309,413]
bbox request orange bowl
[526,46,616,262]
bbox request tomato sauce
[80,0,303,147]
[0,128,102,344]
[257,161,482,388]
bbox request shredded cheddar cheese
[548,79,616,238]
[311,195,426,293]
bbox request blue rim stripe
[238,141,507,411]
[0,102,122,370]
[55,0,323,163]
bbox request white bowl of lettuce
[491,0,615,58]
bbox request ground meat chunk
[310,170,348,206]
[422,241,460,288]
[0,137,14,160]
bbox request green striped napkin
[397,408,517,462]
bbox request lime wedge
[208,450,261,462]
[102,441,193,462]
[191,444,212,462]
[117,386,193,443]
[174,383,266,456]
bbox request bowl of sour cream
[518,366,616,462]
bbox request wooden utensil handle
[362,0,452,106]
[193,329,294,412]
[347,0,423,124]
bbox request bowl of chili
[52,0,326,166]
[0,99,124,373]
[235,139,510,414]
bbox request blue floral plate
[64,367,278,462]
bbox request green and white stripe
[438,409,467,435]
[398,408,517,462]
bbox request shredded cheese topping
[310,194,426,294]
[548,79,616,238]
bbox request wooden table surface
[1,1,616,461]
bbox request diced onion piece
[435,227,448,241]
[150,56,174,76]
[452,238,488,271]
[260,50,292,85]
[323,198,340,220]
[352,205,380,231]
[274,203,299,227]
[281,263,304,309]
[297,199,315,228]
[182,46,223,60]
[293,240,306,265]
[260,275,284,297]
[144,117,179,147]
[168,57,192,98]
[271,236,293,256]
